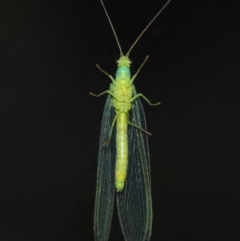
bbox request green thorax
[116,55,131,81]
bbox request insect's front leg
[128,55,149,86]
[96,64,117,85]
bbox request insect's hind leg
[128,122,152,136]
[102,111,120,146]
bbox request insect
[90,0,172,240]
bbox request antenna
[100,0,172,56]
[127,0,172,55]
[100,0,123,55]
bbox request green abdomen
[115,113,128,191]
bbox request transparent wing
[94,95,116,241]
[116,86,153,241]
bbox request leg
[103,111,120,146]
[89,90,113,97]
[130,93,161,106]
[96,64,116,84]
[128,121,152,135]
[90,90,124,103]
[129,56,149,86]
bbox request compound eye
[129,59,133,65]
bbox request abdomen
[115,112,128,191]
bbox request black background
[1,0,240,240]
